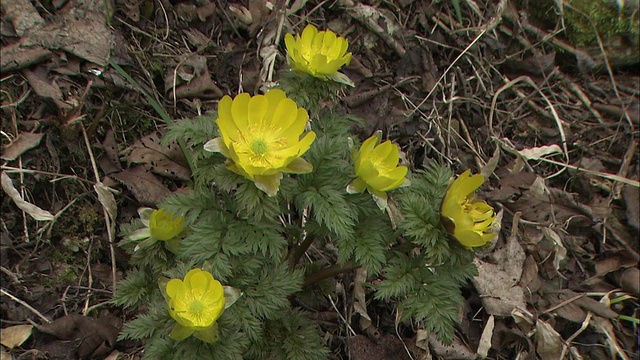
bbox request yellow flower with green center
[285,24,353,85]
[149,209,185,241]
[204,89,316,196]
[347,131,409,209]
[441,170,497,247]
[166,268,225,343]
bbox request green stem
[302,261,360,288]
[108,59,195,174]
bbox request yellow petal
[231,93,251,131]
[451,170,483,199]
[149,209,184,241]
[355,135,380,167]
[296,131,316,155]
[310,54,329,75]
[189,269,213,290]
[280,108,309,144]
[381,142,401,167]
[247,95,268,125]
[366,166,407,192]
[264,89,287,123]
[356,159,379,183]
[321,31,337,54]
[453,229,487,247]
[183,269,202,288]
[216,96,239,146]
[272,97,299,131]
[369,140,395,164]
[166,279,184,299]
[300,25,317,52]
[284,33,296,54]
[342,52,353,66]
[205,277,224,299]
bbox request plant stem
[288,235,316,267]
[303,261,360,288]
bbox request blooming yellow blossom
[441,170,496,247]
[204,89,316,196]
[166,268,225,343]
[347,131,409,209]
[284,24,353,85]
[149,209,185,241]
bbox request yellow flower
[166,268,225,343]
[441,170,497,247]
[204,89,316,196]
[149,209,185,241]
[347,131,409,209]
[284,24,353,85]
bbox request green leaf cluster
[114,70,485,358]
[374,163,478,344]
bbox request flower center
[251,139,268,155]
[189,299,204,314]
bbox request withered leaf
[620,267,640,297]
[110,165,172,205]
[100,129,122,174]
[1,132,44,161]
[22,68,73,110]
[472,258,526,316]
[123,131,190,181]
[35,314,118,359]
[0,324,33,349]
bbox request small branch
[303,261,360,288]
[1,288,51,323]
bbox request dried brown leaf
[592,315,629,360]
[622,184,639,230]
[104,350,122,360]
[428,333,475,359]
[35,314,118,359]
[595,255,637,276]
[477,315,494,358]
[0,324,33,349]
[1,172,54,221]
[22,68,73,110]
[110,166,172,206]
[472,258,526,316]
[123,132,190,181]
[535,320,563,360]
[101,129,122,173]
[94,182,117,222]
[519,255,540,292]
[620,267,640,297]
[1,132,44,161]
[0,349,10,360]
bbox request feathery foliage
[114,49,494,357]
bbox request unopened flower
[284,24,353,85]
[149,209,185,241]
[124,208,184,252]
[166,268,225,343]
[441,170,496,247]
[347,131,409,209]
[204,89,316,196]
